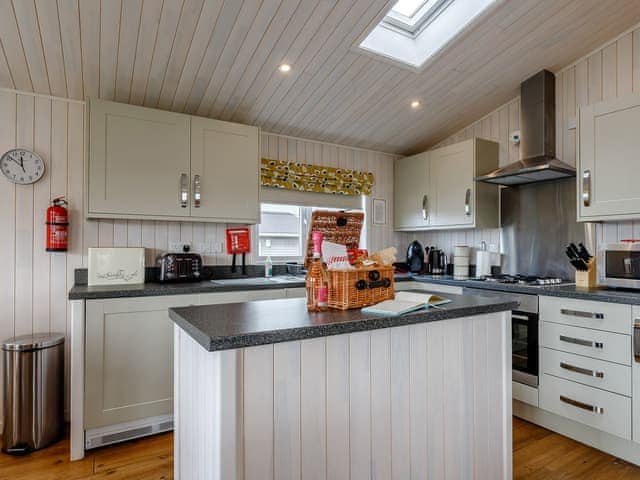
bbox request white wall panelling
[174,312,513,480]
[1,2,639,154]
[0,87,396,424]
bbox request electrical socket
[168,242,191,253]
[192,241,223,255]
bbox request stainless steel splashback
[500,178,589,279]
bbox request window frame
[255,202,366,264]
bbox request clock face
[0,149,45,185]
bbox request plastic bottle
[265,256,273,277]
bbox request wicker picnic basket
[306,210,395,310]
[327,265,395,310]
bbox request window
[359,0,497,69]
[385,0,452,36]
[257,203,365,262]
[258,204,304,260]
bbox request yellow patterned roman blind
[260,158,375,196]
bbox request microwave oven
[599,243,640,289]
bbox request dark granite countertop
[68,276,306,300]
[411,275,640,305]
[169,291,518,352]
[68,269,640,306]
[68,273,415,300]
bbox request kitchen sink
[210,275,305,287]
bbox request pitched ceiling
[0,0,639,155]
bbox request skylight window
[385,0,451,36]
[359,0,498,69]
[391,0,429,18]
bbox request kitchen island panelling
[171,293,515,480]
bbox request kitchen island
[169,291,517,480]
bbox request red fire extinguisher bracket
[46,197,69,252]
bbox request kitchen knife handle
[193,175,201,208]
[422,194,429,222]
[179,173,188,208]
[464,188,471,216]
[582,170,591,207]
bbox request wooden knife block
[575,259,597,288]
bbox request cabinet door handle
[422,194,428,221]
[560,395,603,414]
[179,173,188,208]
[193,175,201,208]
[559,334,603,349]
[633,322,640,362]
[464,188,471,216]
[560,308,604,319]
[560,361,604,378]
[582,170,591,207]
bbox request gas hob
[470,274,574,287]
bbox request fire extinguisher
[46,197,68,252]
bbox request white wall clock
[0,148,46,185]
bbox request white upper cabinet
[190,117,259,223]
[88,99,191,218]
[87,99,260,223]
[429,139,475,227]
[578,92,640,221]
[394,138,499,231]
[394,152,430,229]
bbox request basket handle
[355,278,391,290]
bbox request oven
[465,287,539,387]
[511,309,538,386]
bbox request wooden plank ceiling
[0,0,639,155]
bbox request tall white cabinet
[394,138,499,231]
[578,92,640,221]
[87,99,260,223]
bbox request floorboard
[1,418,640,479]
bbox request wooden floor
[2,418,640,479]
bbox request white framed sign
[372,198,387,225]
[88,247,145,286]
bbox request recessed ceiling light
[278,63,291,73]
[411,100,421,109]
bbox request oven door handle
[512,313,532,321]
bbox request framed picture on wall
[372,198,386,225]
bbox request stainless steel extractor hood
[475,70,576,185]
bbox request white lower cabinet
[541,322,630,365]
[395,280,463,295]
[540,373,631,439]
[537,296,635,444]
[85,295,198,429]
[541,347,631,396]
[85,288,290,432]
[632,306,640,444]
[285,287,307,298]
